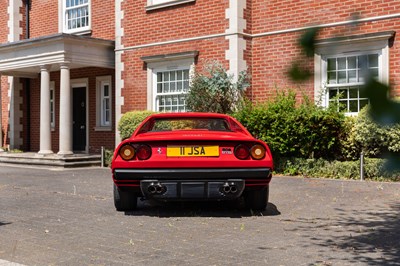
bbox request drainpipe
[25,0,31,151]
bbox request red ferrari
[111,112,273,211]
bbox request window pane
[348,70,357,83]
[329,89,337,99]
[338,58,346,70]
[349,88,358,99]
[103,85,109,97]
[338,101,347,112]
[327,58,336,71]
[338,88,347,99]
[370,68,379,79]
[348,56,356,69]
[177,71,183,80]
[328,72,336,84]
[349,100,358,112]
[183,70,189,80]
[368,54,379,68]
[338,71,346,84]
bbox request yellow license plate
[167,146,219,157]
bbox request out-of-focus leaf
[361,78,400,125]
[288,63,312,81]
[299,27,319,57]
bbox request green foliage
[344,105,400,158]
[234,91,346,160]
[275,157,400,181]
[118,111,157,140]
[104,149,114,167]
[186,61,249,114]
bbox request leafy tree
[186,61,249,114]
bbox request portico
[0,34,114,155]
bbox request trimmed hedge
[275,157,400,181]
[118,111,157,140]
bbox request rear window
[147,118,231,132]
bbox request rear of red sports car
[112,113,273,211]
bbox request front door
[73,87,86,152]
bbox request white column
[58,64,73,155]
[38,65,53,155]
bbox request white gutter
[115,13,400,52]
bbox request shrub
[186,60,249,114]
[275,157,400,181]
[118,111,157,140]
[234,91,346,160]
[353,105,400,157]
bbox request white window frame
[146,59,194,112]
[315,33,391,115]
[60,0,91,34]
[95,76,112,131]
[50,81,55,130]
[146,0,195,11]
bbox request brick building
[1,0,399,155]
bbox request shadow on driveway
[286,202,400,266]
[124,200,281,218]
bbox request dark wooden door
[73,87,86,151]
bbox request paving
[0,164,399,266]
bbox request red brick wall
[28,0,114,40]
[122,1,227,47]
[0,0,9,43]
[29,68,115,153]
[120,1,230,112]
[249,0,400,102]
[121,39,229,113]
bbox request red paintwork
[112,112,273,188]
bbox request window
[101,81,111,126]
[325,53,379,113]
[315,32,392,115]
[146,0,196,11]
[142,51,198,112]
[50,82,55,129]
[63,0,90,33]
[155,69,189,112]
[96,76,112,130]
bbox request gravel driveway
[0,165,399,265]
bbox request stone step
[0,152,104,168]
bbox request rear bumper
[113,168,271,181]
[113,168,272,199]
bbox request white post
[38,65,53,155]
[58,64,73,155]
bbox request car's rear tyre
[113,184,137,211]
[244,187,269,211]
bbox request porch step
[0,152,103,168]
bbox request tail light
[119,144,135,161]
[250,144,266,160]
[136,144,152,160]
[234,144,249,160]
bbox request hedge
[118,111,157,140]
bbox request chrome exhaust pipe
[230,185,237,193]
[155,184,164,194]
[148,185,157,194]
[222,183,231,194]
